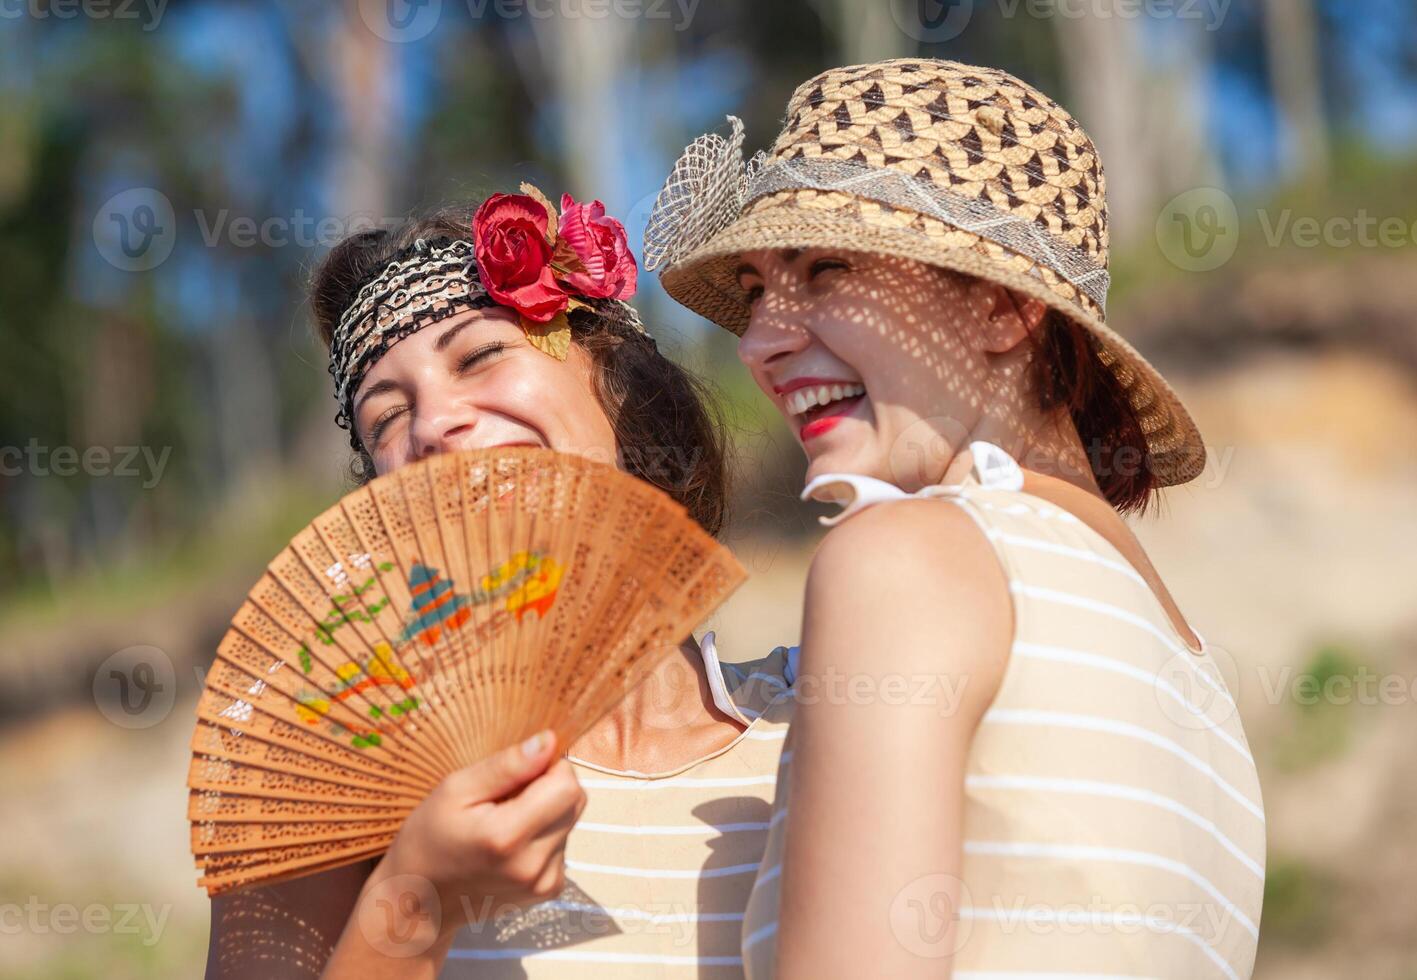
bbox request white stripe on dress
[963,840,1259,939]
[566,858,762,879]
[576,774,779,790]
[575,820,771,836]
[1010,642,1252,764]
[985,530,1147,585]
[742,920,779,951]
[965,774,1264,879]
[446,948,743,965]
[535,900,745,923]
[982,709,1264,823]
[959,906,1237,980]
[1009,583,1220,687]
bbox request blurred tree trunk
[284,1,400,484]
[1052,5,1151,247]
[812,0,913,64]
[330,1,396,224]
[1262,0,1328,181]
[532,13,633,204]
[211,319,281,496]
[1053,8,1219,249]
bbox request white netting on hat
[644,116,766,272]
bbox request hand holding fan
[186,448,745,896]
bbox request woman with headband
[650,59,1264,978]
[204,190,797,978]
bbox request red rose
[555,193,638,300]
[472,194,568,322]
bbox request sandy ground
[3,349,1415,977]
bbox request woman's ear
[975,283,1048,354]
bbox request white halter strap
[800,441,1024,527]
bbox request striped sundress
[441,634,798,977]
[742,442,1265,979]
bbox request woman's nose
[737,290,811,371]
[409,390,478,459]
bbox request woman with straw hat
[648,58,1264,978]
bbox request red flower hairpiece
[471,183,638,359]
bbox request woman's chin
[802,440,877,486]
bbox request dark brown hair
[309,205,730,536]
[1030,309,1158,515]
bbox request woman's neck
[566,637,744,773]
[960,392,1103,499]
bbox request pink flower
[555,193,638,300]
[472,194,569,322]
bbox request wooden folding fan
[186,448,745,896]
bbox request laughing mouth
[782,382,867,439]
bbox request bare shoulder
[803,498,1012,721]
[810,498,1008,606]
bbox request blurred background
[2,0,1416,976]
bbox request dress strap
[802,441,1022,525]
[697,631,750,723]
[799,472,912,527]
[965,440,1024,491]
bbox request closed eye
[368,403,408,447]
[458,341,505,373]
[808,257,850,280]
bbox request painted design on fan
[399,562,476,646]
[397,554,565,646]
[294,640,420,748]
[312,561,396,645]
[485,552,565,622]
[285,555,564,749]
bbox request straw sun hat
[645,58,1204,486]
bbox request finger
[523,792,581,848]
[457,730,558,802]
[529,849,567,899]
[494,760,584,839]
[500,833,570,900]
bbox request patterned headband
[329,185,646,448]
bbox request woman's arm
[775,499,1012,980]
[205,859,375,979]
[204,731,584,979]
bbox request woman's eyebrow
[354,379,399,414]
[434,318,473,352]
[735,262,759,281]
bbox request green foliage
[1260,856,1332,949]
[1272,641,1367,771]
